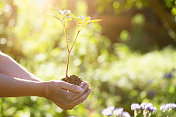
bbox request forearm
[0,52,42,81]
[0,73,46,97]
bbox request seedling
[51,9,101,85]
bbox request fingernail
[84,81,88,84]
[80,82,84,87]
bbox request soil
[61,75,83,86]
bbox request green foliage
[2,45,176,116]
[1,0,176,117]
[51,9,101,25]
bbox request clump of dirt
[62,75,83,86]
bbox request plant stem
[167,112,170,117]
[62,110,68,117]
[66,51,70,78]
[69,30,80,53]
[63,24,69,52]
[63,24,83,79]
[0,98,1,117]
[0,98,3,117]
[63,23,70,79]
[134,110,137,117]
[69,24,85,53]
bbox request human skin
[0,52,42,81]
[0,52,92,110]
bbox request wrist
[38,81,50,98]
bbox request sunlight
[35,0,51,13]
[1,0,176,116]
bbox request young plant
[51,9,101,85]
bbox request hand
[44,80,92,110]
[65,81,92,109]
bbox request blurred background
[0,0,176,116]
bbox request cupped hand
[44,80,92,110]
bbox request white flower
[113,107,123,116]
[160,103,176,112]
[160,105,165,112]
[58,10,71,15]
[141,103,153,110]
[131,103,141,112]
[122,112,131,117]
[101,106,115,116]
[58,10,64,15]
[148,106,157,113]
[63,10,71,15]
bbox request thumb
[60,82,83,93]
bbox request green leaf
[55,13,62,20]
[76,17,84,24]
[67,17,72,21]
[70,13,76,19]
[85,16,91,23]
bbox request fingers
[69,81,89,96]
[80,81,88,87]
[72,82,89,100]
[47,80,92,110]
[63,89,92,110]
[71,89,92,105]
[60,81,83,93]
